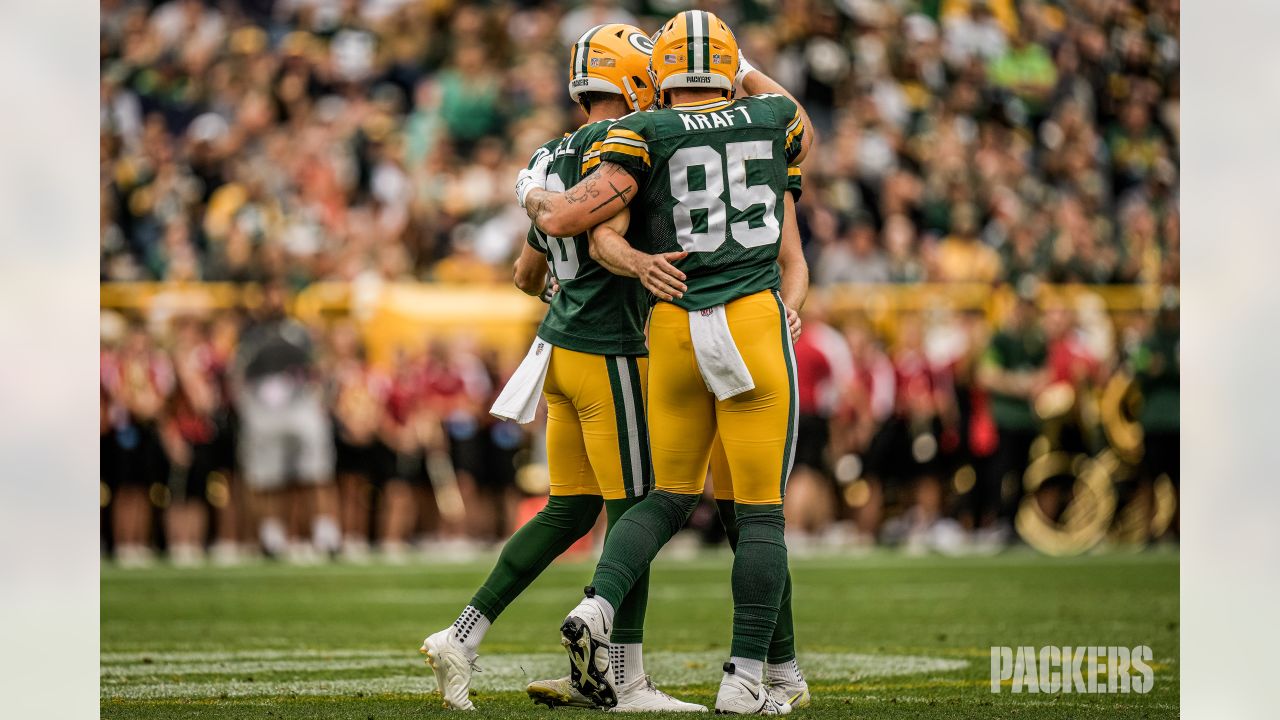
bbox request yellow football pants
[647,290,798,505]
[542,346,651,500]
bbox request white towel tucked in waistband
[689,305,755,401]
[489,336,554,423]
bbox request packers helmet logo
[627,32,654,54]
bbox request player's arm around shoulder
[519,114,651,239]
[587,207,689,302]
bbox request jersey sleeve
[786,165,803,201]
[595,113,654,188]
[526,224,548,251]
[580,139,606,177]
[777,97,806,164]
[577,122,613,178]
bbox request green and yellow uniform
[527,121,649,357]
[985,328,1048,432]
[524,121,651,501]
[595,93,805,505]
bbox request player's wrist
[516,148,552,208]
[516,178,544,209]
[734,51,757,94]
[625,251,648,278]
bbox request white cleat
[612,674,708,712]
[766,679,810,709]
[715,670,791,715]
[420,628,477,710]
[560,596,617,708]
[526,676,597,709]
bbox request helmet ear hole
[632,75,648,89]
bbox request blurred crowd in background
[100,0,1179,564]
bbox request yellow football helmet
[650,10,739,103]
[567,23,657,112]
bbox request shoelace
[644,675,677,701]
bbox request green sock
[717,501,796,663]
[605,497,650,644]
[729,503,788,661]
[469,494,603,620]
[591,490,699,608]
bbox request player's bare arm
[525,162,639,239]
[512,241,549,297]
[587,208,689,302]
[777,192,808,341]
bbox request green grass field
[101,547,1178,719]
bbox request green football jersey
[526,120,650,356]
[596,93,806,310]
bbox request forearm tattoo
[530,163,633,228]
[591,181,632,213]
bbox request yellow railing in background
[100,281,1171,367]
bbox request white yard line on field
[100,650,968,700]
[100,648,407,664]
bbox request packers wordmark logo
[990,646,1155,694]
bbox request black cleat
[560,616,617,709]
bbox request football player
[419,24,703,713]
[518,10,813,714]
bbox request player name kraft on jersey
[990,645,1155,694]
[675,104,754,131]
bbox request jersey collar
[671,97,733,113]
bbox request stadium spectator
[814,216,890,286]
[784,301,852,539]
[421,339,498,541]
[325,320,386,558]
[976,290,1049,531]
[935,202,1001,282]
[944,308,1001,534]
[986,26,1058,120]
[232,281,340,559]
[942,0,1009,66]
[102,321,173,567]
[206,310,247,563]
[1132,292,1179,534]
[376,348,436,557]
[874,314,960,550]
[828,317,896,544]
[158,315,223,565]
